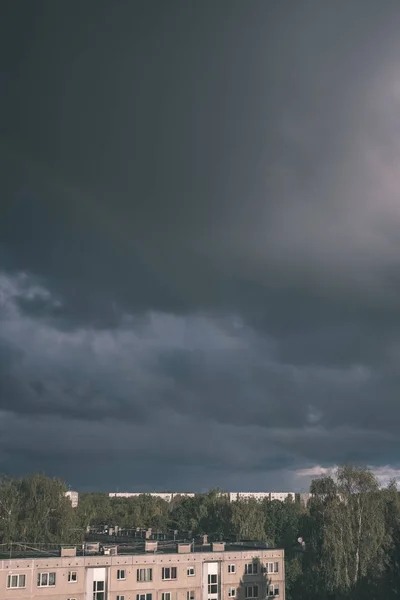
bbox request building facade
[108,493,195,502]
[108,493,294,504]
[66,490,79,508]
[228,494,294,503]
[1,542,285,600]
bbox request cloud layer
[2,1,400,490]
[0,271,399,491]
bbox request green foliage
[75,492,112,529]
[284,556,303,600]
[263,497,303,549]
[0,473,80,545]
[231,498,265,541]
[292,465,398,600]
[169,490,232,538]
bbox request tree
[17,474,79,544]
[169,496,198,532]
[302,465,387,599]
[0,476,21,544]
[231,498,265,541]
[372,480,400,599]
[76,493,112,530]
[0,474,80,546]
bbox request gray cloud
[2,1,400,489]
[1,271,400,490]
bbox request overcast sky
[2,1,400,492]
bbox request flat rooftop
[0,541,278,561]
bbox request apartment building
[228,494,294,503]
[0,541,285,600]
[66,490,79,508]
[108,493,294,504]
[108,494,195,502]
[268,494,293,503]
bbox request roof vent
[60,547,76,557]
[145,541,158,552]
[177,543,192,553]
[212,542,225,552]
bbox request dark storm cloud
[1,271,400,491]
[2,1,400,489]
[1,0,399,324]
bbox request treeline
[1,466,400,599]
[75,489,298,544]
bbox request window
[117,597,125,600]
[137,568,153,582]
[245,563,258,575]
[228,564,236,574]
[37,572,56,587]
[162,594,171,600]
[67,598,77,600]
[7,574,26,588]
[268,584,279,596]
[266,562,279,574]
[93,581,105,600]
[136,594,152,600]
[93,580,105,600]
[245,586,259,599]
[187,591,195,600]
[162,567,177,580]
[228,588,236,597]
[208,573,218,594]
[187,566,195,576]
[68,571,78,582]
[117,569,126,580]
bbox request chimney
[201,535,208,545]
[145,541,158,552]
[177,542,192,553]
[60,546,77,557]
[145,529,152,539]
[212,542,225,552]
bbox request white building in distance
[228,492,295,502]
[108,492,295,503]
[108,492,195,502]
[65,490,79,507]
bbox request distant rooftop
[0,539,277,561]
[108,492,297,502]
